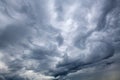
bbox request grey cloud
[0,24,32,48]
[0,0,120,80]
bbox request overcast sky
[0,0,120,80]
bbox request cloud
[19,70,54,80]
[0,0,120,80]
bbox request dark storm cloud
[0,0,120,80]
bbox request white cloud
[20,70,54,80]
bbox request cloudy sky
[0,0,120,80]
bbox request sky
[0,0,120,80]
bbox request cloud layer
[0,0,120,80]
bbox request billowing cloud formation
[0,0,120,80]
